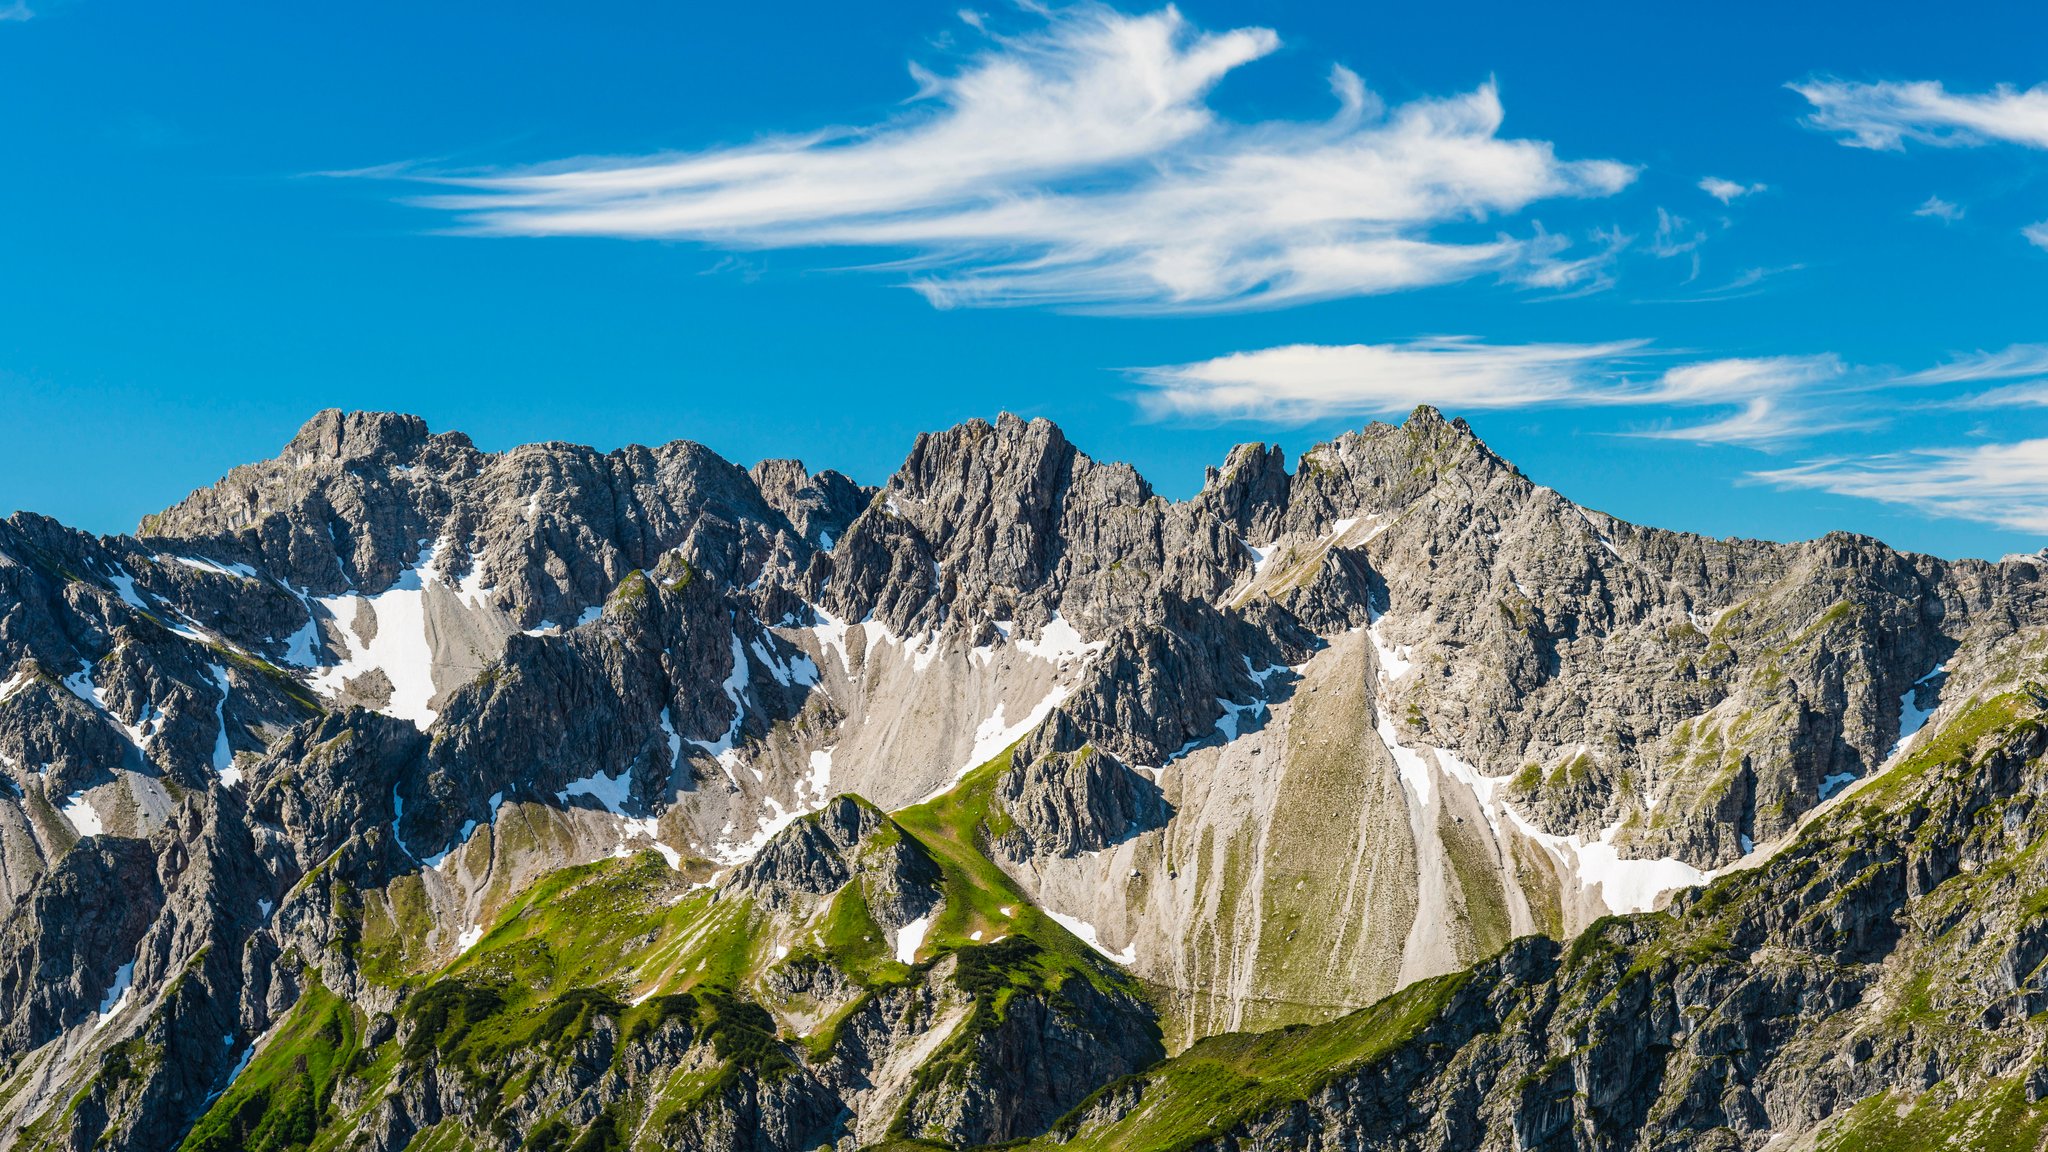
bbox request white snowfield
[894,915,932,965]
[92,961,135,1031]
[1366,618,1710,918]
[308,540,445,730]
[1045,909,1136,966]
[61,790,104,837]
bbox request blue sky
[3,1,2046,559]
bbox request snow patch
[1045,909,1135,965]
[1016,613,1104,665]
[659,708,684,768]
[805,747,835,804]
[208,664,239,785]
[1245,540,1277,579]
[308,540,444,730]
[1818,771,1859,800]
[0,667,32,703]
[61,790,103,837]
[559,767,633,814]
[1215,697,1266,742]
[169,554,261,580]
[457,924,484,953]
[1568,823,1711,914]
[1882,662,1947,766]
[946,684,1072,792]
[93,962,135,1029]
[1366,621,1414,679]
[894,916,931,965]
[103,564,152,614]
[391,784,414,859]
[1376,711,1437,807]
[689,634,752,782]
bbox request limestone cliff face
[0,406,2042,1151]
[1036,630,2048,1152]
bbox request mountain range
[0,406,2044,1151]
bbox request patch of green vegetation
[355,870,434,984]
[1029,971,1469,1152]
[448,850,724,999]
[209,643,323,714]
[1440,809,1512,960]
[180,978,369,1152]
[811,879,911,986]
[1546,750,1596,789]
[1813,1078,2048,1152]
[892,746,1137,999]
[606,569,654,613]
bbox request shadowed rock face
[0,405,2043,1151]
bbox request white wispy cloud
[1134,339,1843,445]
[1699,176,1766,203]
[1914,195,1963,222]
[1649,208,1705,260]
[1132,338,1646,422]
[1637,354,1843,404]
[1951,381,2048,409]
[1797,78,2048,251]
[401,5,1635,311]
[1795,78,2048,150]
[0,2,32,22]
[1898,344,2048,385]
[1754,440,2048,533]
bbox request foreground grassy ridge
[1029,971,1469,1152]
[180,978,374,1152]
[176,743,1157,1150]
[892,746,1143,1002]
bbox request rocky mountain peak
[1198,441,1289,540]
[280,409,458,469]
[747,457,869,547]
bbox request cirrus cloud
[395,5,1636,312]
[1133,338,1844,445]
[1699,176,1766,203]
[1796,78,2048,249]
[1754,440,2048,534]
[1794,78,2048,151]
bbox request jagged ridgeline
[0,406,2044,1150]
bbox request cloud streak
[400,5,1635,311]
[1754,440,2048,534]
[1132,338,1646,422]
[1897,344,2048,385]
[1914,195,1963,222]
[1699,176,1765,203]
[1795,78,2048,150]
[1798,78,2048,251]
[1133,339,1844,445]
